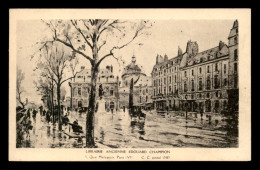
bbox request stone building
[179,40,230,113]
[68,65,119,110]
[227,20,239,112]
[151,20,239,114]
[119,55,153,109]
[151,51,182,111]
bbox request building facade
[151,51,182,111]
[151,20,239,114]
[119,55,153,109]
[69,65,119,110]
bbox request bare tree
[34,76,55,124]
[16,68,28,109]
[36,42,79,130]
[39,19,152,147]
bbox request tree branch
[55,38,94,65]
[71,20,93,49]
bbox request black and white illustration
[14,17,239,149]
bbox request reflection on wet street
[18,110,238,148]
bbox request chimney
[178,46,183,56]
[164,54,168,62]
[156,54,159,64]
[219,41,225,50]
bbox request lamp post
[185,94,188,119]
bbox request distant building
[119,55,153,109]
[68,65,119,110]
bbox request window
[169,76,171,83]
[206,93,210,98]
[215,63,218,71]
[234,76,238,88]
[234,63,238,73]
[184,82,187,92]
[224,78,227,86]
[154,89,156,96]
[78,88,81,96]
[175,75,177,82]
[214,75,219,89]
[110,90,114,96]
[174,85,177,93]
[207,66,210,73]
[236,28,238,34]
[206,77,211,90]
[164,87,166,94]
[169,86,172,93]
[192,70,194,76]
[224,64,227,74]
[125,81,128,86]
[184,71,187,77]
[146,96,148,102]
[199,78,203,91]
[191,80,195,91]
[234,49,238,61]
[164,78,166,85]
[234,37,238,44]
[140,96,142,103]
[146,88,148,93]
[199,67,202,74]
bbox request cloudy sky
[16,19,234,105]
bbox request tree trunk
[51,81,54,125]
[57,83,62,131]
[86,66,98,147]
[86,32,99,147]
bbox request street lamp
[185,94,188,119]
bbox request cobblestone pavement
[18,109,238,148]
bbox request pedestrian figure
[208,115,212,124]
[123,106,125,113]
[110,102,114,115]
[215,119,219,125]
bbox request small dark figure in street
[95,102,99,113]
[62,115,70,126]
[43,109,46,116]
[208,115,212,124]
[123,106,125,113]
[46,111,51,123]
[32,109,37,119]
[110,102,115,115]
[27,109,31,118]
[200,109,203,120]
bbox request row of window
[154,75,178,86]
[184,63,227,77]
[73,87,114,96]
[183,75,228,92]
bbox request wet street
[18,110,238,148]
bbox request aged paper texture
[9,8,251,161]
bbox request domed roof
[121,55,146,78]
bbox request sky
[16,19,234,105]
